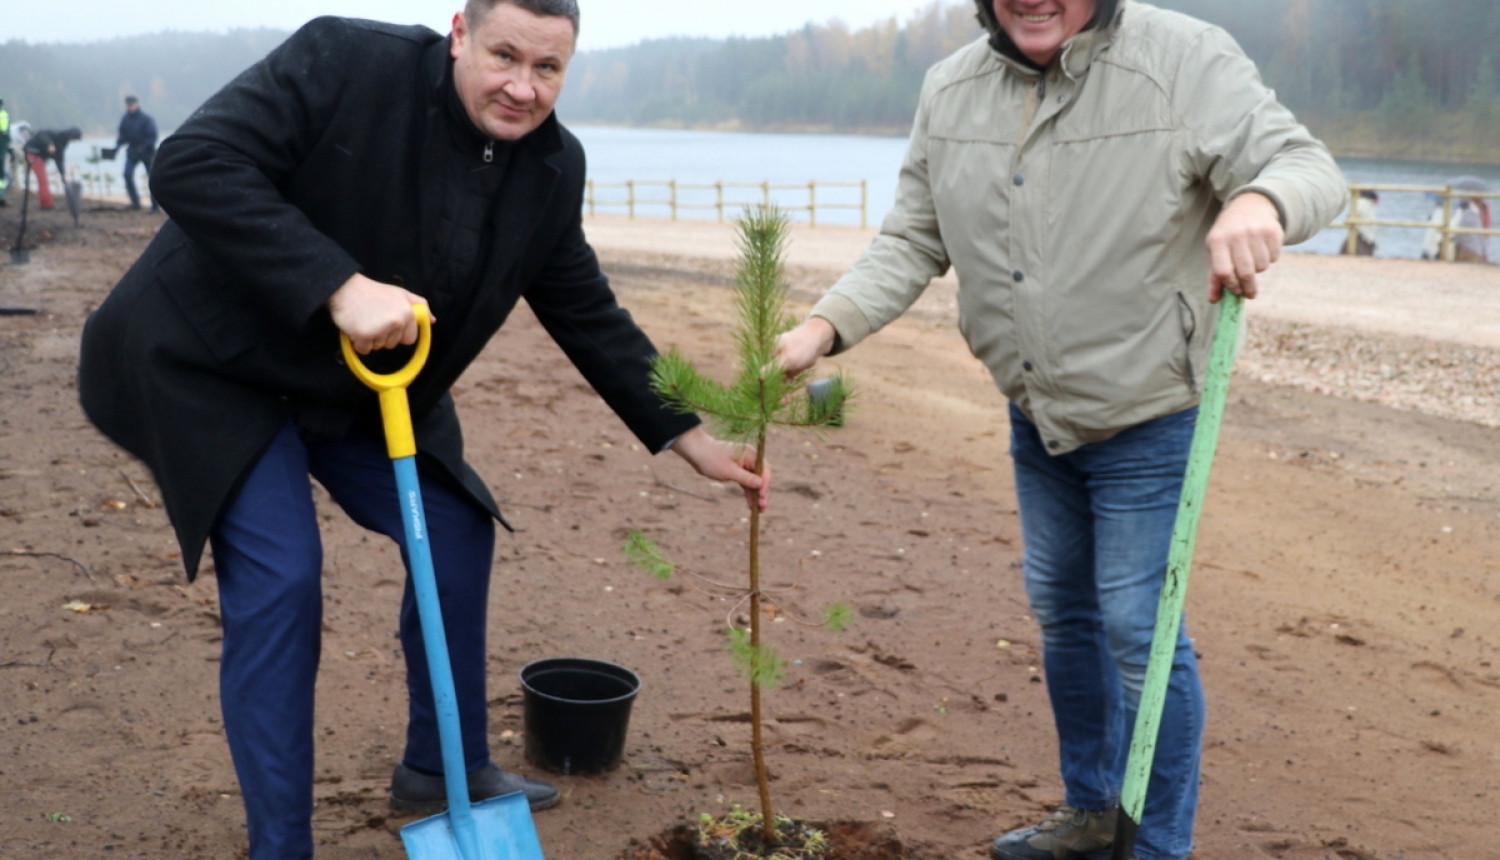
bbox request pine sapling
[625,206,852,848]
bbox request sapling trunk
[748,427,774,842]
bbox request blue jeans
[123,145,154,209]
[1009,403,1205,860]
[209,420,496,860]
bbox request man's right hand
[326,273,433,354]
[772,316,837,377]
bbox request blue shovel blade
[400,792,544,860]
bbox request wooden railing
[585,179,867,228]
[1337,182,1499,260]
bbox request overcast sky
[6,0,958,51]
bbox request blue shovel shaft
[343,307,539,860]
[392,455,482,860]
[1112,293,1244,860]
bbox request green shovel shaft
[1113,293,1244,859]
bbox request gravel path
[585,215,1500,428]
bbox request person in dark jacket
[21,126,81,210]
[78,2,768,858]
[116,95,159,211]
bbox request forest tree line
[559,0,1500,161]
[1,1,1496,162]
[0,29,288,135]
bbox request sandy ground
[1,206,1497,860]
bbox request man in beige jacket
[776,2,1344,859]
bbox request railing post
[1440,186,1455,262]
[627,180,635,220]
[716,181,724,222]
[587,180,595,218]
[860,180,868,230]
[1345,185,1360,255]
[762,180,770,210]
[808,180,817,227]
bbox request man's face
[450,3,576,141]
[993,0,1098,66]
[126,102,138,113]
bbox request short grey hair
[465,0,579,36]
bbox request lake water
[570,125,1500,260]
[58,125,1500,260]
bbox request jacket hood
[973,0,1122,70]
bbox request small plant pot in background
[520,657,641,774]
[10,248,29,265]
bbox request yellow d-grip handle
[339,304,432,460]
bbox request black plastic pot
[519,657,640,775]
[9,248,29,265]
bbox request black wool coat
[78,17,698,579]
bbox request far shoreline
[563,121,1500,169]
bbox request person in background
[1453,196,1491,263]
[78,2,769,858]
[1421,193,1445,260]
[0,98,11,205]
[116,95,160,212]
[21,126,81,210]
[774,2,1344,859]
[1345,189,1378,256]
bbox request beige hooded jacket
[810,0,1345,454]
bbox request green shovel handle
[1113,293,1244,858]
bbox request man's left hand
[669,426,770,513]
[1206,191,1284,303]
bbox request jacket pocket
[156,244,256,364]
[1174,290,1199,395]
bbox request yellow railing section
[585,179,868,229]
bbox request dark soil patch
[620,821,905,860]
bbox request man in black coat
[78,2,767,858]
[115,95,159,211]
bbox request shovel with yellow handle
[341,304,545,860]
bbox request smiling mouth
[1019,13,1057,23]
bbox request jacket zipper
[1015,72,1048,158]
[483,141,494,163]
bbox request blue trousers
[1009,403,1205,860]
[123,146,154,209]
[209,420,496,860]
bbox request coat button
[1012,270,1025,282]
[1047,439,1062,450]
[1023,361,1034,371]
[1013,174,1025,186]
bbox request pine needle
[622,531,675,580]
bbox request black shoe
[990,804,1116,860]
[127,203,142,210]
[389,762,560,814]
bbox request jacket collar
[974,0,1125,79]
